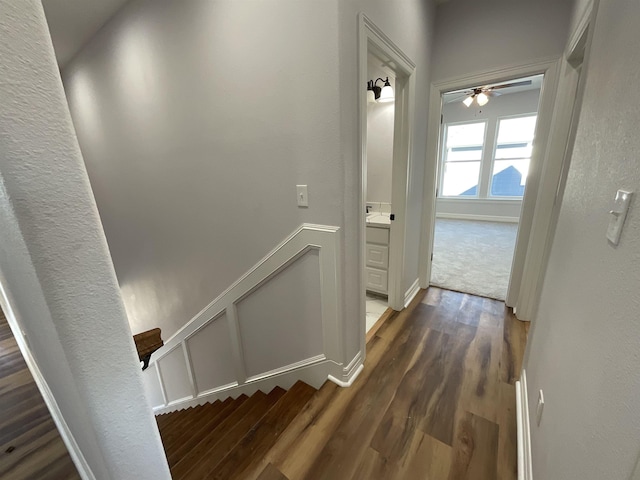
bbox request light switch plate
[296,185,308,207]
[607,190,633,245]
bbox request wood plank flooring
[244,287,527,480]
[0,310,79,480]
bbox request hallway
[241,287,528,479]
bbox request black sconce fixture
[367,77,394,103]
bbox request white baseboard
[404,278,421,308]
[516,369,533,480]
[153,358,337,415]
[436,213,520,223]
[328,364,364,387]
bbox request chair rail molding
[142,224,359,414]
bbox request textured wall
[432,0,573,82]
[0,1,170,478]
[524,0,640,477]
[63,0,342,340]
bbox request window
[490,115,538,197]
[440,122,486,197]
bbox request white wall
[63,0,435,367]
[524,0,640,478]
[437,89,541,221]
[366,56,394,204]
[63,0,342,340]
[432,0,573,82]
[339,0,435,331]
[0,1,170,478]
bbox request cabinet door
[366,267,388,294]
[366,244,389,269]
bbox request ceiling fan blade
[488,80,533,90]
[487,91,502,97]
[445,92,473,103]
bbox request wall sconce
[367,77,394,103]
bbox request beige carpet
[430,218,518,301]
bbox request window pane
[491,159,530,196]
[442,161,481,197]
[496,116,537,144]
[447,146,483,162]
[446,122,486,148]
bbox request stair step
[176,387,286,479]
[159,401,219,447]
[160,401,226,442]
[208,381,317,480]
[240,380,339,478]
[162,398,232,463]
[166,395,246,466]
[256,463,289,480]
[157,407,191,432]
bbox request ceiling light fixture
[461,88,490,107]
[367,77,394,103]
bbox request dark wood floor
[244,287,528,480]
[0,310,79,480]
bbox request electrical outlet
[536,389,545,426]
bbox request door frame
[517,2,594,322]
[358,13,416,354]
[418,58,563,319]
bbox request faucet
[366,205,372,214]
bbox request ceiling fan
[455,79,533,107]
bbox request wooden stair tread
[178,387,287,479]
[159,405,203,433]
[161,400,226,447]
[159,402,218,446]
[166,395,246,466]
[209,381,317,480]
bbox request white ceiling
[42,0,130,67]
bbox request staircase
[156,380,317,479]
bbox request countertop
[366,213,391,228]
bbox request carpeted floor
[430,218,518,301]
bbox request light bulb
[462,95,474,107]
[378,85,394,103]
[477,92,489,106]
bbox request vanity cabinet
[366,226,390,295]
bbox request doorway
[430,75,544,301]
[419,58,568,320]
[358,15,416,347]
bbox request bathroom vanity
[365,213,391,295]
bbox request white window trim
[438,119,488,199]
